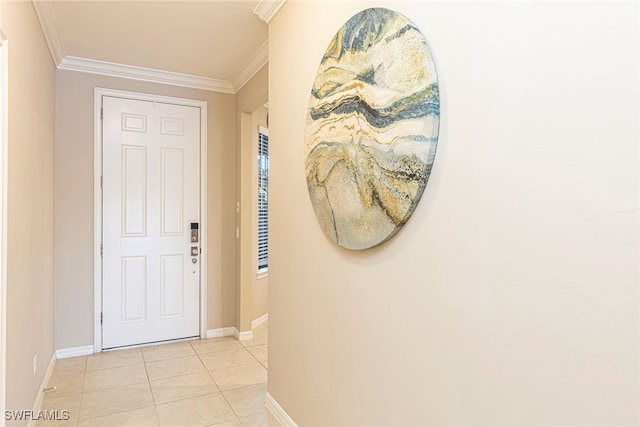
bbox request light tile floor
[37,324,280,427]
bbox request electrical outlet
[33,354,37,376]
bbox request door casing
[93,87,208,353]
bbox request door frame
[93,87,208,352]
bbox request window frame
[257,125,269,275]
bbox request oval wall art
[304,8,440,250]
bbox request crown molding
[253,0,287,24]
[231,40,268,92]
[31,0,64,66]
[32,0,266,93]
[59,56,235,94]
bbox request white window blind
[257,126,269,272]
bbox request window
[257,126,269,272]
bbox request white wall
[268,1,638,425]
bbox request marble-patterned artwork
[305,8,440,250]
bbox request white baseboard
[251,313,268,329]
[205,327,236,339]
[207,320,266,342]
[26,353,56,427]
[55,345,94,359]
[234,328,254,341]
[265,392,297,427]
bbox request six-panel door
[102,96,200,349]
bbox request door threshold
[101,335,200,352]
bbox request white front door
[102,95,201,349]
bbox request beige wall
[235,65,268,332]
[1,1,56,421]
[55,70,237,349]
[268,1,639,425]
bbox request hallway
[1,1,637,425]
[37,324,279,426]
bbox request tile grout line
[195,333,268,424]
[78,350,152,424]
[210,338,247,424]
[143,352,164,427]
[52,334,267,426]
[77,355,88,423]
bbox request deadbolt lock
[190,222,199,243]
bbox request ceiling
[33,0,284,93]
